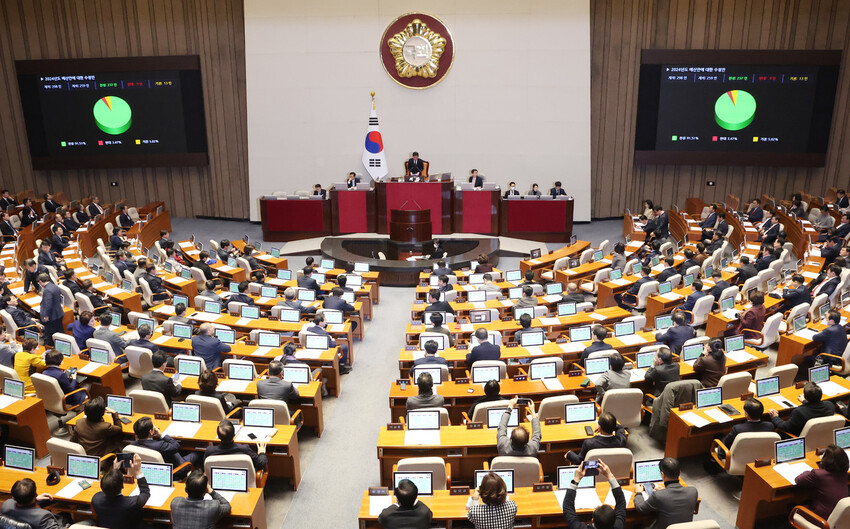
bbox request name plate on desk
[405,345,417,351]
[123,475,135,484]
[513,374,527,382]
[678,403,694,411]
[163,367,175,374]
[754,458,772,467]
[155,413,170,421]
[740,392,754,400]
[466,422,483,430]
[545,418,562,425]
[46,465,65,476]
[501,316,512,322]
[456,377,469,384]
[369,487,390,496]
[506,342,518,348]
[450,486,471,496]
[556,337,568,344]
[533,483,554,492]
[387,423,404,431]
[244,340,256,346]
[795,381,807,389]
[568,370,583,377]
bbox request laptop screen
[393,471,433,496]
[341,292,356,303]
[683,274,694,287]
[346,275,363,287]
[546,283,564,295]
[681,343,703,362]
[819,302,830,320]
[696,387,723,409]
[180,269,192,280]
[105,271,115,284]
[756,376,780,397]
[634,460,663,483]
[257,332,280,348]
[354,262,369,273]
[170,294,188,309]
[793,315,807,333]
[3,445,34,472]
[323,311,344,325]
[565,402,597,423]
[704,265,713,278]
[229,283,240,293]
[569,326,592,342]
[210,467,249,493]
[651,256,661,267]
[297,290,316,302]
[261,286,277,299]
[419,334,447,351]
[775,438,806,464]
[67,454,100,480]
[767,278,778,292]
[636,351,655,369]
[282,366,311,385]
[593,250,604,261]
[725,334,744,352]
[469,273,484,285]
[834,426,850,449]
[407,410,441,430]
[610,269,623,281]
[228,257,238,268]
[107,394,133,416]
[277,269,292,280]
[632,263,642,275]
[471,365,501,384]
[585,357,610,375]
[529,361,557,380]
[278,309,300,323]
[140,462,173,488]
[172,402,201,423]
[468,290,487,303]
[314,273,326,285]
[412,366,443,385]
[23,329,39,342]
[3,378,23,400]
[90,347,110,365]
[55,338,72,356]
[318,259,333,270]
[658,281,672,295]
[109,312,121,327]
[244,407,275,428]
[614,321,634,337]
[720,297,735,311]
[475,469,515,493]
[505,270,522,282]
[173,323,192,339]
[305,334,329,350]
[810,365,830,384]
[122,279,133,292]
[270,248,280,258]
[227,363,254,381]
[215,329,235,344]
[508,287,523,300]
[469,309,491,323]
[655,314,673,331]
[138,318,156,331]
[520,331,545,347]
[241,306,260,319]
[558,466,594,489]
[558,302,577,317]
[487,408,518,429]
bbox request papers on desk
[539,317,561,326]
[600,258,612,264]
[542,378,564,391]
[55,479,90,499]
[768,396,796,409]
[123,331,140,342]
[216,491,239,503]
[704,408,733,423]
[163,421,202,438]
[629,369,646,382]
[369,495,393,516]
[773,461,813,485]
[178,241,193,248]
[542,295,562,303]
[500,300,514,307]
[404,430,441,446]
[683,359,697,368]
[617,334,646,346]
[604,487,632,507]
[461,285,475,292]
[586,373,603,385]
[104,288,124,296]
[564,269,577,275]
[78,362,101,374]
[793,329,818,341]
[588,313,606,321]
[471,302,487,309]
[410,350,426,361]
[267,278,285,286]
[746,244,761,251]
[10,287,26,296]
[158,305,176,315]
[817,380,845,397]
[255,297,271,304]
[251,346,273,357]
[329,324,346,332]
[610,279,631,286]
[574,489,602,509]
[255,254,272,260]
[460,324,474,333]
[0,395,20,409]
[726,350,756,364]
[191,312,219,322]
[651,264,665,273]
[659,292,683,301]
[722,310,740,320]
[560,342,586,353]
[217,379,250,393]
[130,485,174,507]
[802,271,819,279]
[152,335,172,345]
[234,317,253,327]
[295,349,324,360]
[236,426,277,443]
[218,265,237,272]
[529,259,541,265]
[526,346,545,357]
[679,411,710,428]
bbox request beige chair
[75,292,98,315]
[790,497,850,529]
[578,268,611,296]
[717,372,753,400]
[403,407,450,426]
[248,399,302,426]
[204,454,266,488]
[530,356,564,375]
[31,373,88,434]
[85,338,124,364]
[540,257,569,281]
[410,364,450,385]
[0,309,39,337]
[710,432,780,476]
[469,360,507,380]
[622,280,658,310]
[749,365,799,394]
[53,333,82,356]
[124,346,154,379]
[797,415,846,452]
[748,312,783,349]
[186,394,229,421]
[0,364,19,381]
[222,359,258,379]
[489,456,543,487]
[808,294,829,322]
[676,295,714,327]
[127,311,150,329]
[189,267,207,288]
[395,457,451,489]
[583,448,633,480]
[599,388,643,428]
[57,283,76,311]
[537,395,579,421]
[669,522,721,529]
[46,438,86,467]
[128,389,169,415]
[465,399,511,424]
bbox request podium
[389,209,431,243]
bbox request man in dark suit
[836,189,850,210]
[755,247,778,271]
[811,309,848,366]
[194,251,215,281]
[117,205,134,227]
[203,420,268,470]
[19,199,39,227]
[421,289,455,322]
[654,312,694,354]
[37,240,61,270]
[653,205,669,239]
[549,181,568,197]
[305,314,351,373]
[717,399,774,458]
[580,325,613,365]
[142,352,182,407]
[3,295,41,331]
[737,255,758,284]
[811,264,842,300]
[769,382,835,436]
[62,210,80,232]
[407,152,424,180]
[114,250,134,278]
[503,181,521,197]
[759,211,780,244]
[110,227,127,252]
[656,257,678,282]
[1,477,64,529]
[81,279,109,313]
[312,184,327,199]
[92,455,150,529]
[746,199,764,223]
[378,478,433,529]
[563,460,626,529]
[820,237,841,266]
[42,193,60,213]
[566,411,627,464]
[257,360,301,404]
[468,169,483,187]
[345,172,360,188]
[645,348,681,396]
[700,204,718,230]
[38,274,64,346]
[129,324,159,354]
[431,260,452,276]
[830,213,850,240]
[61,269,81,296]
[322,287,358,331]
[428,240,445,259]
[0,212,16,242]
[708,270,730,300]
[191,324,230,371]
[0,190,17,210]
[465,328,501,366]
[50,225,69,256]
[229,280,255,306]
[131,416,201,471]
[297,267,323,297]
[276,287,317,314]
[217,239,236,262]
[169,470,232,529]
[677,249,699,275]
[679,280,706,313]
[561,282,585,305]
[706,233,725,254]
[22,259,48,292]
[633,458,698,529]
[614,266,652,310]
[88,196,105,218]
[782,274,812,308]
[413,338,449,367]
[711,212,729,241]
[143,265,171,302]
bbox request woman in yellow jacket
[14,338,45,392]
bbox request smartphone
[117,452,133,468]
[516,397,531,406]
[119,417,131,424]
[78,480,92,490]
[582,460,599,477]
[584,425,594,436]
[247,432,257,440]
[67,367,78,377]
[580,378,591,387]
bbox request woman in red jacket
[725,291,766,339]
[794,444,849,518]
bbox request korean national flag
[362,97,388,181]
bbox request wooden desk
[260,197,332,242]
[454,190,500,235]
[0,397,50,457]
[325,268,381,304]
[500,198,574,243]
[61,354,126,397]
[519,241,590,276]
[0,466,267,529]
[231,239,289,271]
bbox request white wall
[245,0,591,222]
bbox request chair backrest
[0,310,18,334]
[667,273,682,290]
[0,364,19,381]
[128,311,149,329]
[767,364,798,388]
[799,415,847,452]
[186,394,226,421]
[726,432,780,476]
[57,284,75,310]
[249,399,291,424]
[86,338,118,362]
[598,240,611,256]
[622,315,646,331]
[809,294,828,320]
[579,249,594,265]
[222,359,258,379]
[396,457,449,490]
[668,522,721,529]
[53,332,81,356]
[469,360,507,379]
[530,356,564,374]
[756,312,784,348]
[189,267,206,285]
[634,280,659,307]
[583,448,634,480]
[204,454,257,488]
[124,444,166,463]
[552,257,569,271]
[124,346,154,379]
[137,277,154,305]
[688,295,715,326]
[470,400,511,423]
[490,456,543,487]
[236,257,252,275]
[717,372,753,400]
[30,373,67,414]
[599,388,643,428]
[74,293,95,314]
[46,438,86,467]
[826,497,850,529]
[128,389,169,415]
[123,270,139,291]
[537,395,579,420]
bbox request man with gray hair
[257,360,300,404]
[275,287,317,314]
[190,323,230,370]
[465,327,501,366]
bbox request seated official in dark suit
[142,352,182,407]
[633,458,699,529]
[305,313,351,373]
[566,411,627,464]
[322,287,358,331]
[257,360,300,404]
[116,205,134,227]
[678,280,706,313]
[128,324,158,354]
[811,264,842,300]
[654,312,695,354]
[614,266,652,310]
[406,371,445,411]
[465,327,501,366]
[810,309,848,366]
[3,295,41,331]
[716,398,774,459]
[191,323,231,370]
[423,312,454,348]
[656,257,678,282]
[769,382,836,436]
[229,280,255,306]
[378,478,433,529]
[142,265,171,302]
[677,249,698,275]
[708,270,730,300]
[503,181,520,197]
[407,151,425,180]
[736,255,757,284]
[413,339,449,367]
[1,477,64,529]
[22,258,48,292]
[468,380,503,418]
[19,198,40,227]
[515,284,538,308]
[746,198,764,223]
[549,181,568,197]
[0,212,17,241]
[297,267,323,297]
[194,251,215,280]
[203,420,268,470]
[169,470,231,529]
[42,350,85,407]
[421,288,455,322]
[645,348,681,396]
[580,325,613,365]
[92,454,150,529]
[0,189,17,209]
[513,314,538,345]
[345,172,360,188]
[50,225,69,256]
[37,240,61,270]
[88,196,106,217]
[561,282,585,305]
[312,184,327,199]
[435,274,452,293]
[468,169,483,188]
[276,287,317,314]
[782,273,812,308]
[131,416,201,472]
[431,259,452,276]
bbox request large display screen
[16,56,208,169]
[634,50,841,166]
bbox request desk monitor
[4,445,34,472]
[569,325,592,343]
[468,290,487,303]
[704,265,713,279]
[227,257,238,268]
[529,361,557,380]
[557,466,594,489]
[354,263,369,273]
[514,307,535,321]
[321,259,334,270]
[565,402,597,423]
[229,282,240,293]
[3,378,23,400]
[809,365,830,385]
[419,334,447,351]
[632,263,642,275]
[67,454,100,480]
[412,366,443,385]
[277,269,292,280]
[508,287,523,300]
[240,305,260,319]
[636,351,656,369]
[393,471,433,496]
[341,292,355,303]
[109,311,121,327]
[724,334,744,352]
[305,334,330,350]
[469,273,485,285]
[297,290,316,302]
[140,462,173,488]
[834,426,850,449]
[282,365,311,385]
[313,273,326,285]
[767,278,778,292]
[346,274,363,287]
[634,459,663,484]
[173,323,192,339]
[473,469,516,493]
[227,363,254,381]
[55,338,72,356]
[260,286,277,299]
[278,309,300,323]
[105,271,115,284]
[137,317,156,331]
[428,276,440,287]
[775,437,806,464]
[519,331,545,347]
[323,311,344,325]
[585,357,610,375]
[471,365,502,384]
[270,248,280,258]
[530,248,542,259]
[107,394,133,416]
[243,407,275,429]
[23,329,39,343]
[180,269,192,280]
[121,279,133,292]
[683,273,695,287]
[257,332,280,348]
[658,281,672,295]
[720,297,735,311]
[755,376,780,398]
[651,256,661,267]
[546,283,564,295]
[792,315,807,333]
[696,387,723,409]
[210,467,249,493]
[204,301,221,314]
[172,402,201,423]
[818,302,830,321]
[655,314,673,331]
[681,343,703,362]
[720,257,729,268]
[609,269,623,281]
[570,235,578,245]
[215,328,235,344]
[614,321,635,337]
[593,250,604,262]
[487,408,519,429]
[173,294,189,308]
[558,302,577,317]
[505,270,522,282]
[89,347,110,365]
[407,410,441,430]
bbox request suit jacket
[297,276,322,295]
[406,392,445,410]
[655,325,695,354]
[654,212,670,238]
[118,213,134,227]
[144,273,167,294]
[465,342,501,366]
[424,325,454,347]
[322,296,355,313]
[195,261,214,281]
[595,369,631,402]
[677,258,698,275]
[838,195,850,209]
[88,202,105,217]
[693,354,726,388]
[412,355,449,367]
[0,197,17,209]
[497,411,541,455]
[431,266,452,276]
[783,285,812,307]
[203,442,267,470]
[563,482,626,529]
[627,276,652,296]
[115,259,131,278]
[71,414,125,456]
[515,296,538,308]
[835,222,850,239]
[68,320,95,350]
[277,299,315,314]
[657,267,677,282]
[747,207,764,223]
[229,292,254,306]
[709,280,731,300]
[645,363,681,396]
[1,499,61,529]
[92,477,150,529]
[633,482,698,529]
[191,334,230,369]
[813,324,848,359]
[42,365,85,407]
[169,492,231,529]
[7,306,36,328]
[0,220,16,237]
[23,264,48,292]
[110,234,125,251]
[811,276,840,299]
[575,425,627,461]
[421,301,455,322]
[721,420,775,450]
[407,158,425,174]
[129,338,158,353]
[549,187,567,197]
[37,250,59,269]
[51,233,69,254]
[312,189,327,199]
[20,207,39,226]
[468,175,484,187]
[737,263,758,283]
[39,282,64,322]
[611,253,627,272]
[714,220,729,237]
[63,217,80,232]
[771,401,836,436]
[503,188,521,198]
[821,244,840,266]
[141,369,181,407]
[795,468,850,519]
[93,326,126,355]
[378,502,433,529]
[580,341,613,364]
[256,376,300,403]
[699,212,717,229]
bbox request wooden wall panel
[0,0,248,219]
[591,0,850,218]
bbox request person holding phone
[92,454,149,529]
[42,349,85,407]
[497,396,541,456]
[565,412,627,464]
[562,459,626,529]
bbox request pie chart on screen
[714,90,756,131]
[93,96,132,135]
